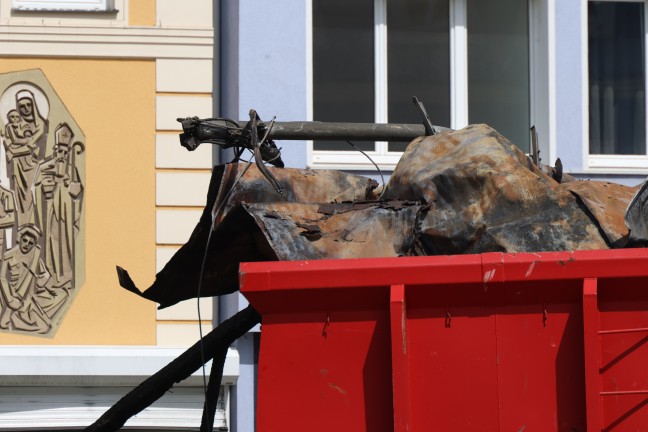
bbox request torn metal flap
[625,179,648,244]
[563,180,636,247]
[118,164,379,308]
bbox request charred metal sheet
[242,201,420,261]
[562,181,637,247]
[212,163,379,224]
[384,124,608,254]
[625,180,648,245]
[118,164,378,308]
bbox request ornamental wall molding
[0,25,214,59]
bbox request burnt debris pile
[120,123,646,309]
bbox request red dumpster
[240,249,648,431]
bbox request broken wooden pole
[200,346,229,432]
[85,305,261,432]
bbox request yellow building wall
[0,58,157,345]
[129,0,156,27]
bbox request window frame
[585,0,648,173]
[308,0,463,171]
[12,0,114,12]
[307,0,539,171]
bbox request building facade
[0,0,235,430]
[1,0,646,430]
[222,0,648,185]
[221,1,648,430]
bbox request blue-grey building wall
[553,1,645,186]
[554,0,585,174]
[219,2,310,431]
[236,0,309,169]
[218,1,648,430]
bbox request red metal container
[240,249,648,431]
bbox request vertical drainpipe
[214,3,247,430]
[212,0,221,328]
[213,0,221,170]
[211,2,230,431]
[216,3,260,431]
[216,0,242,329]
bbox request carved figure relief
[0,70,85,337]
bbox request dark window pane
[589,2,645,155]
[468,0,530,152]
[313,0,375,151]
[388,0,450,152]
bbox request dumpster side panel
[405,285,587,431]
[256,310,394,432]
[599,303,648,431]
[407,307,500,430]
[496,303,586,431]
[241,250,648,431]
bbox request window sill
[309,153,648,176]
[12,8,118,13]
[309,150,402,171]
[586,154,648,174]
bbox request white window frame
[585,0,648,173]
[12,0,114,12]
[308,0,542,171]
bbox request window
[589,1,646,156]
[310,0,531,170]
[12,0,114,12]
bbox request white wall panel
[156,58,213,93]
[157,0,212,28]
[156,246,180,272]
[156,209,202,244]
[156,172,211,206]
[156,95,212,130]
[156,298,212,321]
[157,323,213,347]
[156,133,213,169]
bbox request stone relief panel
[0,70,85,337]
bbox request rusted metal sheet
[118,164,379,308]
[242,201,420,261]
[384,124,608,253]
[563,180,638,247]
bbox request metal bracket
[413,96,436,136]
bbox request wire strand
[345,140,385,195]
[195,118,277,417]
[196,156,255,421]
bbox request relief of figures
[4,90,47,227]
[0,225,53,334]
[0,75,85,337]
[33,124,84,291]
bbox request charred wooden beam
[179,118,450,146]
[177,116,452,167]
[200,346,229,432]
[85,305,261,432]
[266,121,448,141]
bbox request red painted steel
[389,285,411,432]
[240,249,648,431]
[583,278,602,431]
